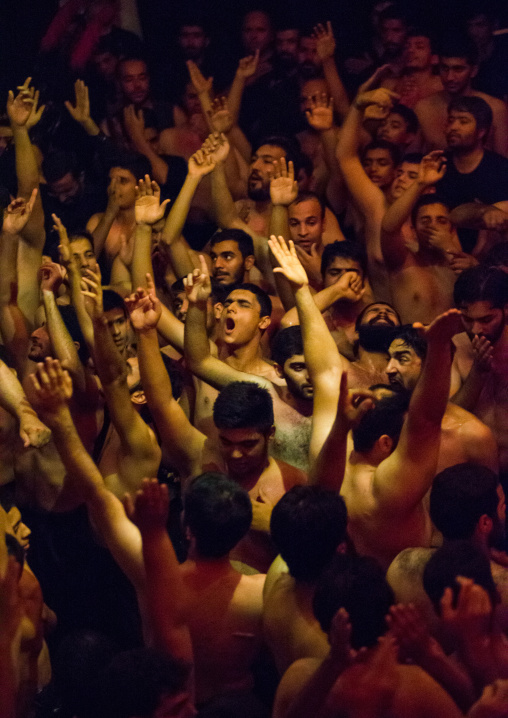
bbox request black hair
[321,240,367,277]
[227,283,272,319]
[430,463,500,540]
[171,277,185,293]
[448,95,493,136]
[103,289,128,316]
[411,193,450,226]
[5,533,24,568]
[184,472,252,558]
[140,108,160,133]
[213,382,274,432]
[209,228,255,258]
[390,324,427,359]
[98,648,191,718]
[210,281,233,306]
[454,266,508,309]
[361,140,402,167]
[352,392,409,453]
[271,326,303,367]
[271,486,348,582]
[378,4,408,25]
[406,27,436,51]
[255,135,302,174]
[69,230,96,247]
[313,554,394,649]
[484,242,508,269]
[106,151,151,184]
[388,104,419,135]
[290,191,325,218]
[423,540,498,614]
[42,150,80,184]
[58,304,90,365]
[402,152,424,165]
[117,55,149,76]
[438,34,478,65]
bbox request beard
[247,179,270,202]
[357,324,398,353]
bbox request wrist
[40,404,71,426]
[81,119,100,136]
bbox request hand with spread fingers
[269,235,309,289]
[135,174,171,226]
[269,157,298,206]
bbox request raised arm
[227,51,260,125]
[126,289,205,479]
[381,151,447,268]
[30,359,144,588]
[125,479,193,666]
[268,158,299,308]
[449,201,508,233]
[374,310,463,511]
[268,236,343,464]
[82,269,161,491]
[313,22,350,120]
[123,107,170,185]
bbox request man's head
[1,498,31,554]
[275,24,300,65]
[117,57,150,105]
[446,96,493,151]
[42,151,83,207]
[484,242,508,274]
[351,391,409,458]
[438,36,478,95]
[321,240,367,291]
[299,78,329,114]
[209,229,255,285]
[170,278,188,322]
[355,303,401,355]
[271,486,348,582]
[386,325,427,391]
[454,266,508,343]
[92,35,120,81]
[103,290,130,355]
[390,153,423,199]
[466,10,495,50]
[411,195,453,247]
[28,324,52,362]
[108,153,150,210]
[313,554,394,649]
[403,30,436,71]
[430,463,505,549]
[288,192,325,252]
[361,141,401,190]
[213,382,274,478]
[220,284,272,346]
[298,33,321,78]
[423,540,498,616]
[248,136,298,201]
[242,10,273,55]
[271,326,313,401]
[69,231,97,277]
[378,5,407,58]
[356,302,401,329]
[178,21,209,61]
[184,472,252,558]
[377,106,419,149]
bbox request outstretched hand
[124,478,169,533]
[2,190,38,235]
[135,175,170,225]
[7,78,36,128]
[183,255,211,304]
[268,236,309,289]
[124,274,162,332]
[81,266,103,319]
[236,49,260,79]
[418,151,447,187]
[188,148,216,178]
[338,371,376,430]
[268,157,298,206]
[207,96,235,134]
[29,358,73,417]
[64,79,98,135]
[312,21,336,61]
[305,93,334,132]
[186,60,213,95]
[201,132,230,164]
[413,308,463,345]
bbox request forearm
[281,284,345,327]
[0,360,36,421]
[269,206,295,309]
[416,645,476,713]
[91,314,127,385]
[12,127,38,194]
[309,416,348,491]
[450,366,487,412]
[449,203,492,230]
[68,266,94,353]
[161,173,200,247]
[184,302,212,373]
[410,337,452,429]
[322,58,350,119]
[295,285,341,378]
[43,290,84,388]
[382,181,425,235]
[138,329,174,406]
[131,224,153,290]
[336,103,363,162]
[227,125,251,163]
[211,163,239,228]
[227,74,247,124]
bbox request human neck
[187,549,232,569]
[330,301,362,325]
[117,206,136,223]
[229,457,270,489]
[405,65,433,80]
[452,145,484,173]
[280,388,313,416]
[254,198,271,215]
[356,348,390,373]
[224,337,264,370]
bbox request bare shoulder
[86,213,102,232]
[273,657,323,718]
[274,459,307,490]
[475,90,507,114]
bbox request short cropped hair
[271,486,348,582]
[213,382,274,432]
[271,326,304,367]
[209,228,254,258]
[484,242,508,269]
[430,463,500,540]
[352,392,409,453]
[69,230,96,247]
[448,95,493,135]
[256,135,302,173]
[320,239,367,277]
[184,473,252,558]
[390,325,427,359]
[313,554,394,649]
[389,104,419,135]
[42,150,80,183]
[102,289,127,316]
[438,34,478,65]
[411,194,450,226]
[107,151,151,184]
[454,266,508,309]
[361,140,402,167]
[290,191,326,218]
[423,540,498,614]
[228,283,272,318]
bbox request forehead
[416,202,449,219]
[448,110,476,122]
[381,18,405,30]
[440,56,471,67]
[289,198,322,218]
[389,338,418,356]
[180,25,205,35]
[219,427,264,441]
[300,36,317,50]
[7,506,21,525]
[109,167,136,182]
[365,148,393,161]
[387,112,408,126]
[50,172,78,189]
[243,11,270,29]
[399,161,419,172]
[70,237,94,252]
[104,307,126,321]
[253,144,286,161]
[120,60,147,76]
[460,300,499,315]
[277,29,299,41]
[407,35,431,48]
[326,256,362,272]
[211,239,241,255]
[225,289,260,308]
[363,302,397,317]
[285,353,305,364]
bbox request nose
[385,359,396,374]
[471,322,483,335]
[231,448,243,459]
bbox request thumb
[19,429,30,449]
[160,199,171,212]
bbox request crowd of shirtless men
[3,2,508,717]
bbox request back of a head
[423,540,498,614]
[430,463,499,540]
[321,239,367,277]
[213,382,274,432]
[210,228,254,258]
[448,95,493,136]
[184,472,252,558]
[454,265,508,308]
[352,392,409,453]
[42,149,79,184]
[270,486,348,582]
[271,326,303,367]
[313,554,394,650]
[484,242,508,270]
[98,648,190,718]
